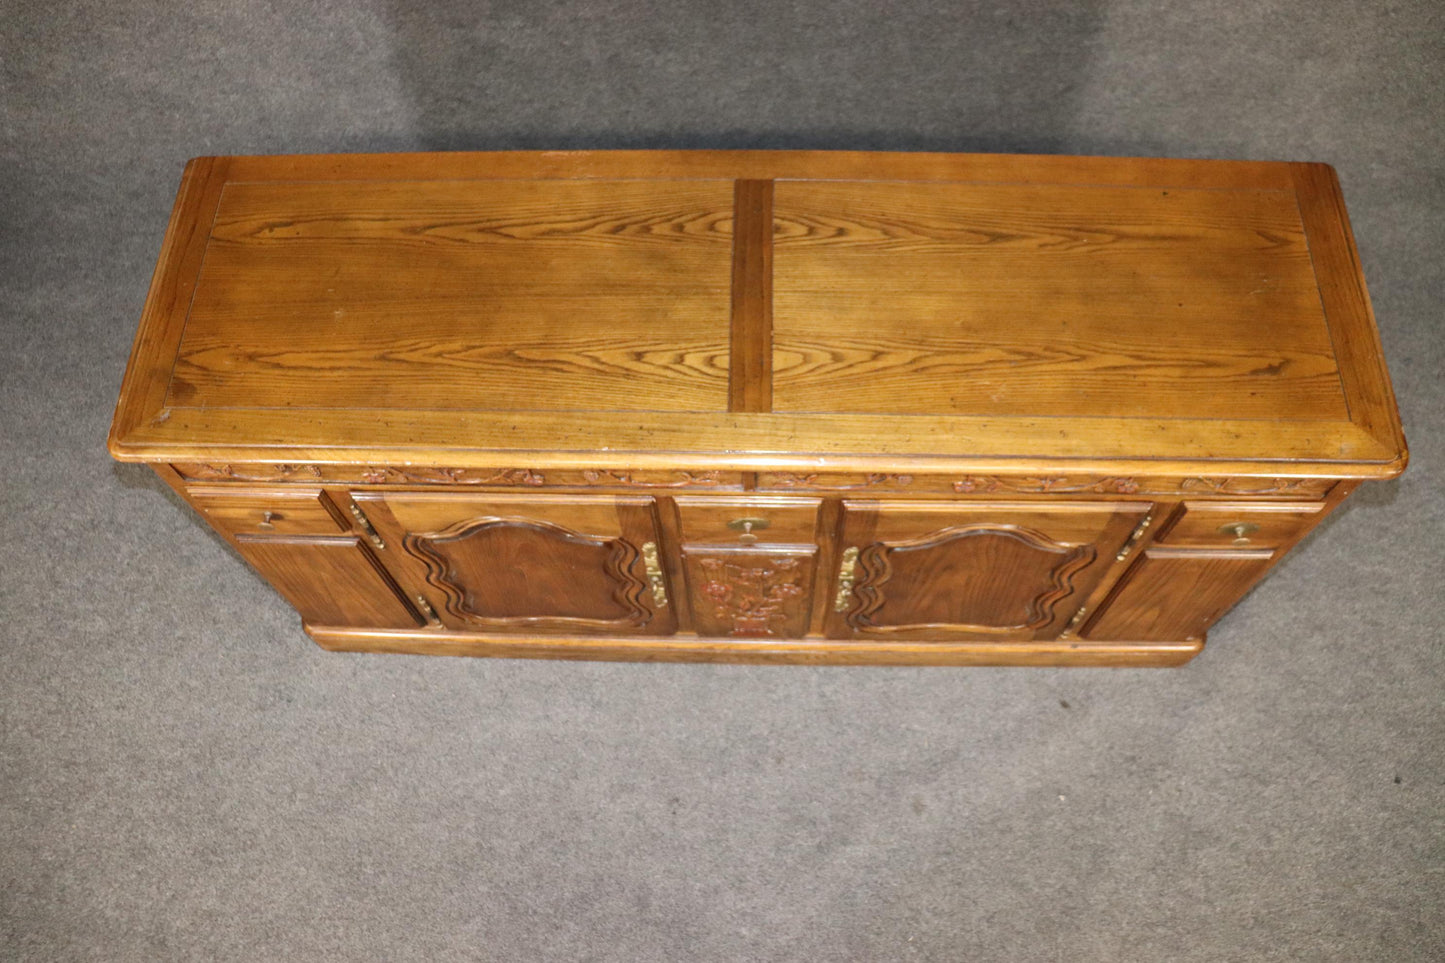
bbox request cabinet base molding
[305,624,1205,667]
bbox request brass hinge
[834,546,860,612]
[347,501,386,550]
[641,542,668,607]
[1115,513,1153,562]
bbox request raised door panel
[1081,546,1276,641]
[828,501,1150,641]
[356,494,674,636]
[234,535,422,628]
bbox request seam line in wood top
[221,177,739,185]
[109,156,232,451]
[771,179,1294,192]
[132,445,1399,468]
[151,403,1368,431]
[1290,181,1353,423]
[730,179,774,413]
[219,176,1294,193]
[160,180,230,411]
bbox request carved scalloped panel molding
[849,524,1096,635]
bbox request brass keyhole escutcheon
[1219,521,1260,545]
[727,517,770,545]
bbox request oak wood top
[109,150,1407,478]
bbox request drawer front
[1155,501,1323,550]
[190,488,347,537]
[673,496,822,545]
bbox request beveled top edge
[107,151,1407,479]
[212,148,1304,191]
[108,409,1408,479]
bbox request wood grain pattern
[118,406,1399,476]
[673,495,821,544]
[108,157,231,450]
[172,463,740,489]
[109,150,1408,667]
[1081,547,1276,641]
[850,525,1096,635]
[830,500,1148,641]
[772,180,1346,421]
[188,487,347,537]
[110,150,1406,478]
[358,492,675,636]
[1291,163,1408,470]
[729,180,773,412]
[682,545,816,638]
[758,473,1340,497]
[219,150,1300,190]
[406,516,650,629]
[1153,500,1323,550]
[233,534,421,628]
[169,179,734,412]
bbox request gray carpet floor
[3,1,1442,959]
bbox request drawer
[1155,501,1324,550]
[673,496,822,545]
[189,488,348,537]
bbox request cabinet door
[828,500,1150,641]
[1081,546,1276,642]
[234,534,422,629]
[355,493,675,636]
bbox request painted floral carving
[580,470,724,487]
[698,556,807,637]
[952,475,1141,494]
[173,463,729,488]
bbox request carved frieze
[764,472,915,489]
[579,469,725,488]
[173,463,735,489]
[175,463,1335,499]
[758,472,1335,498]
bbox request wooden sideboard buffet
[109,150,1406,666]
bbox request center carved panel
[683,547,817,638]
[848,524,1095,636]
[405,516,651,629]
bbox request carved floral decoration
[699,557,806,637]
